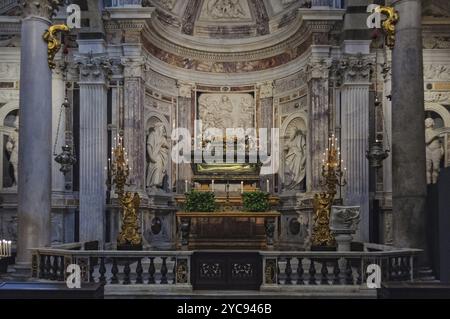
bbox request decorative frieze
[424,64,450,81]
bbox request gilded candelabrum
[311,134,347,247]
[109,133,142,249]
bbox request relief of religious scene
[198,93,255,131]
[200,0,252,21]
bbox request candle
[267,179,270,193]
[211,180,215,192]
[185,180,188,193]
[241,181,244,194]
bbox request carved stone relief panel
[280,96,307,116]
[200,0,252,21]
[198,93,255,131]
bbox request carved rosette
[75,54,112,84]
[20,0,62,19]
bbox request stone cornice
[142,21,311,63]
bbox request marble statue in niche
[198,93,254,131]
[203,0,247,19]
[5,116,19,188]
[146,122,169,191]
[283,117,307,190]
[425,117,444,184]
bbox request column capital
[332,54,373,85]
[122,57,146,78]
[75,53,112,84]
[19,0,62,20]
[177,81,194,98]
[258,81,274,99]
[307,58,332,80]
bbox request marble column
[307,57,331,191]
[16,0,61,268]
[391,0,428,261]
[123,58,146,194]
[340,54,372,242]
[77,54,110,245]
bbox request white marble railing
[261,244,421,286]
[30,249,193,286]
[30,243,420,288]
[0,0,17,14]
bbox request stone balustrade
[261,244,421,287]
[30,243,420,289]
[30,249,193,286]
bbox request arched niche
[145,113,171,194]
[280,111,308,192]
[0,101,19,191]
[425,102,450,168]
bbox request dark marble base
[117,243,143,251]
[0,282,104,299]
[379,282,450,299]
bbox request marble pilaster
[77,53,110,245]
[258,81,275,192]
[16,0,61,268]
[123,58,146,193]
[339,54,372,242]
[391,0,428,262]
[176,82,193,194]
[307,57,331,192]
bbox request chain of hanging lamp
[53,37,77,175]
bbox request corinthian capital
[333,54,373,84]
[75,53,112,84]
[122,58,146,78]
[20,0,62,20]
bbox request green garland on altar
[184,190,217,212]
[242,191,270,212]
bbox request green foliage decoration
[242,191,270,212]
[184,190,216,212]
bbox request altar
[176,211,280,250]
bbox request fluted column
[339,54,372,242]
[16,0,61,268]
[391,0,428,262]
[77,55,110,245]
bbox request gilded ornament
[43,24,69,69]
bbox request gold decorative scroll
[377,6,399,49]
[43,24,69,69]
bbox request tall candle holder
[311,134,347,248]
[0,239,12,259]
[108,131,142,250]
